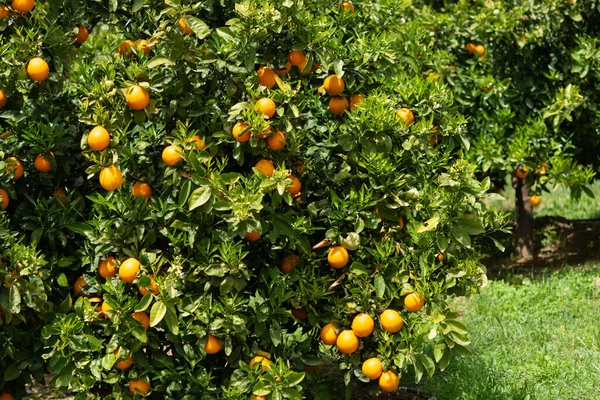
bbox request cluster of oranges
[514,164,547,207]
[466,42,486,57]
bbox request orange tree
[413,0,597,259]
[0,0,506,399]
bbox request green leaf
[148,57,175,69]
[164,306,179,335]
[135,294,153,312]
[253,379,272,396]
[149,301,167,327]
[132,0,145,12]
[57,273,69,287]
[450,225,471,248]
[178,179,192,207]
[433,342,446,362]
[413,357,424,383]
[374,274,385,298]
[186,17,211,39]
[457,215,485,235]
[189,186,212,210]
[445,319,469,335]
[417,354,435,378]
[59,295,72,314]
[286,372,306,387]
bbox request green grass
[490,178,600,220]
[422,265,600,400]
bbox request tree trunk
[513,176,534,260]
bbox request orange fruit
[474,44,485,56]
[257,66,277,88]
[139,274,159,296]
[232,122,251,142]
[329,96,349,115]
[437,253,444,262]
[280,254,299,274]
[132,182,153,199]
[0,5,12,18]
[291,307,308,320]
[349,94,364,110]
[118,40,135,55]
[114,350,133,370]
[292,159,305,174]
[27,57,49,82]
[328,246,349,269]
[298,58,313,75]
[12,0,34,13]
[178,15,194,35]
[245,231,261,241]
[99,165,123,191]
[252,397,267,400]
[379,370,399,392]
[536,162,548,176]
[362,358,383,380]
[73,276,87,296]
[98,256,118,279]
[352,313,374,337]
[323,75,345,96]
[88,126,110,151]
[0,189,8,210]
[255,98,276,118]
[0,89,7,108]
[274,62,291,76]
[515,165,529,179]
[320,323,339,345]
[205,334,222,354]
[129,378,151,396]
[530,195,541,207]
[257,125,271,139]
[134,39,151,55]
[255,159,274,177]
[119,257,140,283]
[288,50,306,67]
[34,153,53,172]
[465,43,476,54]
[250,356,271,372]
[266,130,286,151]
[404,293,424,312]
[189,135,206,150]
[336,330,359,354]
[101,301,113,317]
[126,85,150,110]
[162,145,184,166]
[380,309,403,332]
[5,157,24,180]
[132,311,150,329]
[75,26,88,44]
[396,108,415,126]
[0,393,15,400]
[341,1,355,12]
[285,175,301,197]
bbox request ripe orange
[34,153,53,172]
[0,89,7,108]
[139,274,159,296]
[530,195,541,207]
[119,257,140,283]
[474,44,485,56]
[132,182,153,199]
[115,350,133,370]
[329,96,349,115]
[536,162,548,176]
[379,370,400,392]
[0,5,12,18]
[134,39,151,55]
[292,159,305,174]
[398,216,404,229]
[75,26,88,44]
[291,307,308,320]
[12,0,34,13]
[328,246,349,269]
[5,157,24,180]
[27,57,49,82]
[129,378,151,396]
[274,62,292,76]
[465,43,476,54]
[98,256,118,279]
[362,358,383,380]
[245,231,261,241]
[298,58,313,75]
[254,159,274,177]
[250,356,271,372]
[320,323,339,345]
[118,40,135,55]
[255,98,276,118]
[52,188,66,205]
[178,15,194,35]
[336,330,359,354]
[257,66,277,88]
[73,276,87,296]
[252,397,267,400]
[515,165,529,179]
[205,334,222,354]
[280,254,299,274]
[323,75,345,96]
[0,393,15,400]
[162,145,184,166]
[266,130,286,150]
[285,175,301,197]
[126,85,150,110]
[288,50,306,67]
[99,165,123,191]
[437,253,444,262]
[396,108,415,126]
[132,311,150,329]
[341,1,355,12]
[0,189,8,210]
[352,313,374,337]
[232,122,251,142]
[349,94,364,110]
[88,126,110,151]
[380,309,403,332]
[101,301,113,317]
[189,135,206,150]
[404,293,424,312]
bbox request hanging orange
[328,246,349,269]
[27,57,49,82]
[99,165,123,191]
[119,258,140,283]
[0,89,7,108]
[0,189,9,210]
[162,145,184,166]
[257,66,277,88]
[232,122,251,142]
[266,130,286,151]
[329,97,349,115]
[205,335,222,354]
[126,85,150,110]
[5,157,23,180]
[87,126,110,151]
[255,98,276,118]
[286,175,301,197]
[255,159,274,177]
[98,256,118,279]
[12,0,35,13]
[75,27,88,44]
[34,153,53,172]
